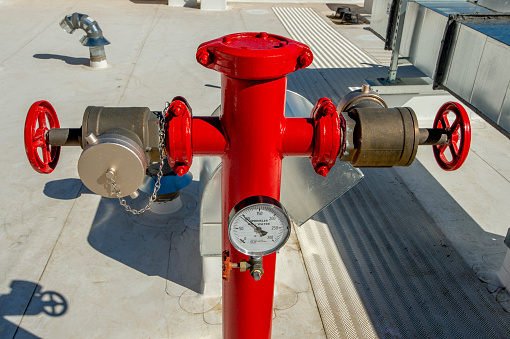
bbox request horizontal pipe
[48,128,82,147]
[192,117,228,155]
[193,117,315,157]
[281,117,314,156]
[419,128,448,145]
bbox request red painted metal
[165,97,193,176]
[433,102,471,171]
[310,98,342,177]
[220,73,284,339]
[281,118,315,156]
[196,32,312,80]
[24,100,61,174]
[191,117,227,156]
[194,32,313,339]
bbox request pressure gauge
[228,196,291,256]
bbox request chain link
[108,102,169,214]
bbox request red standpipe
[181,32,314,338]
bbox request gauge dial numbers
[228,196,291,256]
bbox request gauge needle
[241,216,268,236]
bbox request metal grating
[273,7,378,69]
[296,168,510,338]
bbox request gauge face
[228,196,291,256]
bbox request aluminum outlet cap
[78,134,147,198]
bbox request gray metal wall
[371,0,510,134]
[476,0,510,12]
[370,0,393,38]
[443,22,510,133]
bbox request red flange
[196,32,312,80]
[24,101,61,174]
[310,98,342,177]
[165,96,193,176]
[433,102,471,171]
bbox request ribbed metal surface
[361,47,392,66]
[273,7,377,69]
[297,212,378,338]
[287,67,345,107]
[296,168,510,338]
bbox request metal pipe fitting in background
[60,13,110,68]
[337,85,456,168]
[342,106,420,167]
[338,85,419,167]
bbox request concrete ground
[1,0,509,338]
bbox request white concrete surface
[201,0,228,10]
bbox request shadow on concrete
[44,178,88,200]
[42,176,204,294]
[0,280,67,339]
[308,164,510,337]
[130,0,168,4]
[33,54,89,66]
[85,181,203,294]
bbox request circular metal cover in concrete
[78,134,147,198]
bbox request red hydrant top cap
[223,32,285,50]
[196,32,313,80]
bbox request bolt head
[176,166,187,177]
[324,104,336,116]
[317,166,329,177]
[298,51,313,68]
[197,50,211,65]
[170,103,183,116]
[105,168,116,179]
[252,269,263,281]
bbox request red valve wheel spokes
[432,102,471,171]
[24,101,61,173]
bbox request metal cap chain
[107,103,169,214]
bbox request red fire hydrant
[24,32,471,339]
[164,33,316,338]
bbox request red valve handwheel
[24,101,61,173]
[432,102,471,171]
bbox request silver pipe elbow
[59,13,110,68]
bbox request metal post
[195,32,313,339]
[221,74,285,339]
[387,0,406,82]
